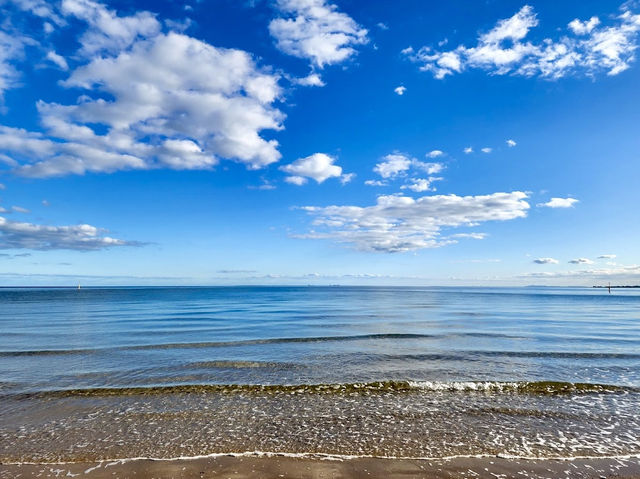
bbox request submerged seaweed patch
[8,380,632,400]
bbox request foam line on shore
[4,451,640,467]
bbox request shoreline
[2,453,639,478]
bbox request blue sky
[0,0,639,286]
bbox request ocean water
[1,286,640,462]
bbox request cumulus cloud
[394,85,406,95]
[61,0,161,56]
[569,16,600,35]
[537,197,579,208]
[284,175,307,185]
[280,152,345,184]
[463,147,473,154]
[293,72,325,86]
[364,179,387,187]
[0,216,141,250]
[269,0,368,68]
[373,153,412,178]
[481,147,492,153]
[11,206,29,213]
[404,4,640,79]
[400,177,442,192]
[373,153,445,182]
[2,29,285,177]
[506,139,517,147]
[569,258,594,264]
[413,161,444,175]
[426,149,444,158]
[533,257,559,264]
[598,254,616,259]
[297,191,530,252]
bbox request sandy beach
[2,454,640,478]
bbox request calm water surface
[2,286,640,391]
[1,286,639,461]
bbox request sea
[1,286,639,463]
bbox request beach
[3,454,640,478]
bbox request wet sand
[2,454,639,478]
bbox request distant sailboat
[77,283,81,290]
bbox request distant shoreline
[593,285,640,288]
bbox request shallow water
[1,286,639,461]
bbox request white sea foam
[5,451,640,467]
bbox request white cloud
[377,22,389,31]
[156,139,216,170]
[293,72,325,86]
[373,153,445,181]
[2,30,285,177]
[4,0,65,25]
[297,191,530,252]
[339,172,355,184]
[285,175,307,185]
[0,183,5,190]
[11,206,30,213]
[0,215,141,250]
[269,0,368,68]
[249,179,276,190]
[61,0,161,56]
[0,30,31,98]
[520,263,640,283]
[280,152,343,184]
[414,161,444,175]
[598,254,616,259]
[400,177,442,192]
[463,147,473,154]
[45,51,69,70]
[533,257,559,264]
[481,147,492,153]
[506,139,517,147]
[449,232,487,240]
[404,4,640,79]
[364,179,387,187]
[537,197,579,208]
[569,258,594,264]
[426,149,444,158]
[569,16,600,35]
[394,85,406,95]
[373,153,412,178]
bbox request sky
[0,0,639,286]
